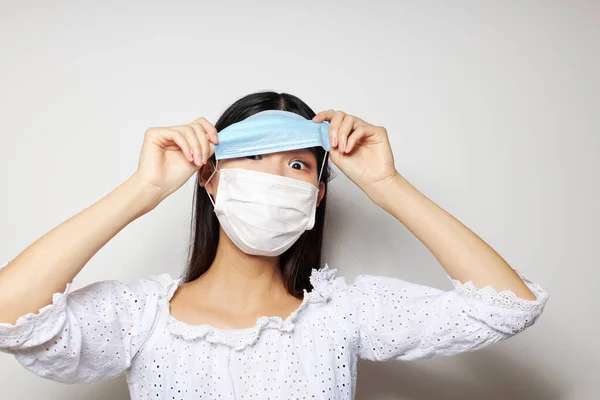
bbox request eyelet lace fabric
[0,260,549,399]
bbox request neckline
[152,264,338,350]
[166,281,307,335]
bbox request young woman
[0,91,548,399]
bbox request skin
[0,111,535,328]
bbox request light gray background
[0,1,597,399]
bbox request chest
[128,319,358,399]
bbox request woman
[0,91,548,399]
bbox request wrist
[120,174,167,219]
[364,172,410,209]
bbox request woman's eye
[246,155,262,160]
[289,160,308,170]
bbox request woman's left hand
[313,110,400,196]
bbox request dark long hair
[182,91,331,298]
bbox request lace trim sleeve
[448,269,549,314]
[0,261,72,350]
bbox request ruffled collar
[151,264,338,351]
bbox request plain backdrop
[0,1,598,399]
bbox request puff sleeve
[0,262,163,384]
[341,269,548,361]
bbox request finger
[345,126,369,154]
[164,129,194,162]
[315,110,371,127]
[312,112,327,122]
[312,110,336,146]
[175,125,202,166]
[314,109,336,122]
[351,115,369,128]
[192,122,212,164]
[193,117,219,144]
[330,110,348,149]
[337,115,355,153]
[187,122,210,164]
[183,125,204,166]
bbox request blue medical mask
[213,109,331,161]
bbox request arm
[314,110,547,362]
[313,109,538,300]
[0,176,161,325]
[0,118,218,383]
[366,173,536,300]
[0,117,218,325]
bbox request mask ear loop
[317,151,328,184]
[308,150,329,222]
[205,158,219,207]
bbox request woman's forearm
[367,173,536,300]
[0,174,163,325]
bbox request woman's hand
[133,117,219,204]
[312,110,399,199]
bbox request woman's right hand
[133,117,219,204]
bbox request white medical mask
[204,155,327,256]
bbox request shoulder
[307,265,433,303]
[137,272,182,297]
[68,272,182,306]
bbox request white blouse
[0,262,548,399]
